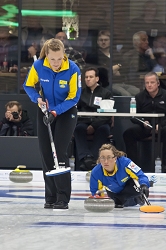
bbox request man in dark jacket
[74,67,114,170]
[123,72,166,172]
[0,101,34,136]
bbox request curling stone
[84,195,115,212]
[85,171,91,182]
[9,165,33,183]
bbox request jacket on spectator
[132,87,166,128]
[65,46,86,71]
[77,85,113,129]
[0,110,34,136]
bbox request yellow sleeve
[66,72,78,100]
[25,65,39,87]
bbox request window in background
[113,0,166,96]
[0,1,19,94]
[1,0,166,96]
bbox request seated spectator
[122,31,156,89]
[125,1,165,51]
[152,50,166,74]
[55,31,86,71]
[123,72,166,172]
[0,101,34,136]
[74,67,114,171]
[85,30,121,76]
[85,30,140,95]
[153,35,166,54]
[152,50,166,90]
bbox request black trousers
[123,124,166,167]
[37,106,77,204]
[106,179,141,206]
[74,123,111,161]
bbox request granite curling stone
[9,165,33,183]
[84,195,115,212]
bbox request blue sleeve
[90,166,103,195]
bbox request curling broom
[40,89,70,176]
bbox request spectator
[152,50,166,75]
[90,143,150,208]
[55,31,86,71]
[125,1,165,50]
[122,31,156,89]
[86,30,140,95]
[153,35,166,54]
[74,67,113,171]
[0,101,34,136]
[123,72,166,172]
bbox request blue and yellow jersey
[23,55,81,115]
[90,156,150,196]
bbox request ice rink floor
[0,177,166,250]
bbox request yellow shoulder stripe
[126,168,138,180]
[25,65,39,87]
[66,72,78,100]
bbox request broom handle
[45,111,59,169]
[133,179,151,206]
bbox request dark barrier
[0,136,42,170]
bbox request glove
[43,111,57,125]
[140,184,149,198]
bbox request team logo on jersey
[59,80,67,88]
[59,80,67,84]
[127,161,141,173]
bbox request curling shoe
[115,204,124,208]
[53,201,69,210]
[44,202,55,209]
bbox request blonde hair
[97,144,126,163]
[39,38,65,59]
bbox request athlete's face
[46,48,64,71]
[99,149,117,173]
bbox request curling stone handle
[96,189,105,196]
[133,179,151,206]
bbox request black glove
[140,184,149,197]
[43,113,55,126]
